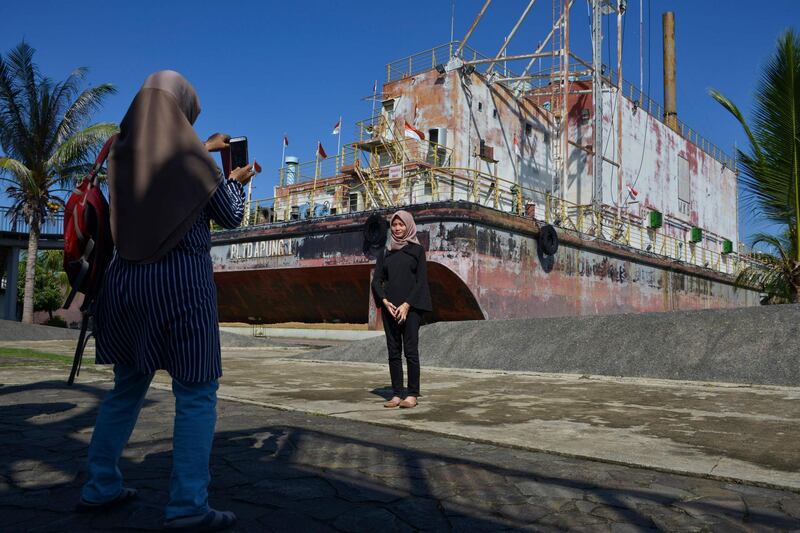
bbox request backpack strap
[88,134,118,186]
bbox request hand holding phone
[229,137,248,170]
[204,132,230,152]
[230,165,255,185]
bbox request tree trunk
[21,219,40,324]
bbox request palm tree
[710,30,800,302]
[735,230,797,303]
[0,42,117,323]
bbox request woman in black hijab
[77,71,254,531]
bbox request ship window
[424,178,433,195]
[349,193,359,212]
[428,129,438,144]
[525,122,533,137]
[478,102,483,112]
[493,109,498,118]
[678,155,690,203]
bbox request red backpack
[63,134,116,384]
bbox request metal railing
[227,165,763,278]
[0,208,64,237]
[386,41,521,83]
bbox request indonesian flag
[626,183,638,199]
[316,142,327,159]
[331,119,341,135]
[513,132,520,155]
[404,120,425,141]
[283,135,288,147]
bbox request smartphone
[229,136,248,170]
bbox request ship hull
[210,202,760,327]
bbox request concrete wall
[307,304,800,387]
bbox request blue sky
[1,0,798,243]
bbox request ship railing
[616,78,736,169]
[276,138,453,190]
[388,41,736,170]
[233,166,765,278]
[386,41,521,83]
[277,145,361,187]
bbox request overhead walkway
[0,207,63,320]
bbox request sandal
[163,509,237,531]
[399,396,418,408]
[383,396,402,408]
[75,487,138,513]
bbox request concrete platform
[2,333,798,494]
[2,364,800,531]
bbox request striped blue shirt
[95,177,245,382]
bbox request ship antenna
[450,0,456,47]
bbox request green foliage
[17,250,68,318]
[0,42,118,225]
[735,231,798,303]
[711,30,800,301]
[0,41,116,322]
[44,315,67,328]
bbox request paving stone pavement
[1,366,800,532]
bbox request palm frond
[7,42,40,142]
[52,83,116,149]
[751,232,791,262]
[709,89,762,161]
[711,30,800,263]
[0,53,29,157]
[0,156,32,182]
[47,122,118,178]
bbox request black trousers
[381,308,421,396]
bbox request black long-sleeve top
[371,242,432,312]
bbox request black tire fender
[539,224,559,256]
[362,213,388,254]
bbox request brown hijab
[108,70,221,263]
[387,210,420,251]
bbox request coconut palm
[0,42,117,322]
[735,230,798,303]
[710,30,800,302]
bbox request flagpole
[371,80,377,120]
[280,135,286,187]
[336,115,342,172]
[312,142,319,219]
[246,175,253,226]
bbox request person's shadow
[1,379,797,531]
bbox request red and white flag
[513,132,520,155]
[626,183,638,199]
[331,120,341,135]
[282,135,288,147]
[316,142,327,159]
[404,120,425,141]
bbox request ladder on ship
[354,159,392,208]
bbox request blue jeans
[81,364,219,520]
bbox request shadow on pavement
[1,379,797,531]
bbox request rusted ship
[210,1,761,329]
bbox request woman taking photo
[77,70,254,531]
[371,210,432,409]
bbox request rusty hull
[211,202,759,327]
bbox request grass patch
[0,347,73,366]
